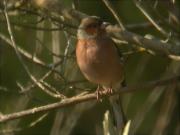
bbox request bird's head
[77,16,109,39]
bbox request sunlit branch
[0,75,179,123]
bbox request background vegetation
[0,0,180,135]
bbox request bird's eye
[91,24,97,28]
[88,24,98,28]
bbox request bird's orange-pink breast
[76,38,124,86]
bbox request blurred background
[0,0,180,135]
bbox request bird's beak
[100,22,110,30]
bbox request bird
[76,16,126,133]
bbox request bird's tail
[109,81,127,134]
[109,94,126,133]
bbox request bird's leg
[104,85,113,95]
[106,87,113,94]
[95,85,103,101]
[95,85,113,100]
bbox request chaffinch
[76,16,126,132]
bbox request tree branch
[102,0,125,30]
[133,0,169,37]
[0,75,179,123]
[105,25,180,60]
[2,1,180,59]
[3,0,65,99]
[31,0,180,60]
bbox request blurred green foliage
[0,0,179,135]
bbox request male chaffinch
[76,16,126,132]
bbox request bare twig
[105,25,180,60]
[126,20,163,30]
[3,0,65,99]
[61,32,72,73]
[49,1,180,59]
[0,75,179,123]
[0,33,65,80]
[3,1,180,60]
[0,113,48,134]
[102,0,125,30]
[133,0,169,37]
[19,69,54,93]
[40,80,66,98]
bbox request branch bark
[32,0,180,60]
[0,75,179,123]
[105,25,180,58]
[2,1,180,59]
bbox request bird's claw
[105,88,113,94]
[96,85,103,101]
[95,86,113,101]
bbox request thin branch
[3,0,65,99]
[102,0,125,30]
[33,1,180,59]
[0,19,63,31]
[126,20,163,30]
[133,0,169,37]
[105,25,180,60]
[0,75,179,123]
[19,69,54,93]
[35,36,74,59]
[0,33,65,80]
[61,32,72,73]
[0,113,48,134]
[40,80,66,98]
[3,1,180,59]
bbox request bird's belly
[77,50,123,86]
[81,62,107,84]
